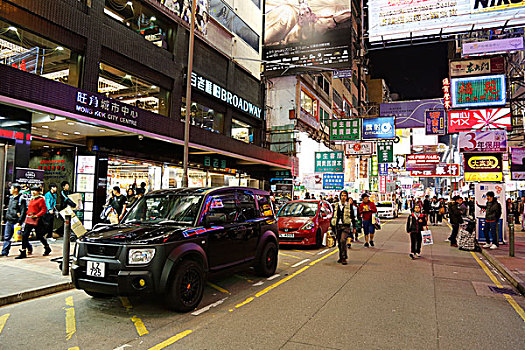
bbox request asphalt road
[1,215,524,349]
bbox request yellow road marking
[309,249,338,266]
[65,296,74,307]
[207,282,230,294]
[120,297,133,311]
[255,266,310,298]
[131,315,150,336]
[470,252,525,323]
[148,330,193,350]
[293,250,315,255]
[64,306,76,341]
[0,313,9,335]
[235,297,254,308]
[233,274,254,283]
[68,347,80,350]
[278,252,302,259]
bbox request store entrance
[0,142,12,224]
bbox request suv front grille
[86,244,120,258]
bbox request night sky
[368,42,450,101]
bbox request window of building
[320,107,330,125]
[343,98,352,117]
[231,119,253,143]
[316,75,330,96]
[98,62,169,116]
[0,20,81,87]
[181,98,224,134]
[104,0,172,50]
[333,90,343,111]
[210,0,260,52]
[300,89,318,118]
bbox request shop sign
[381,99,444,129]
[377,140,393,163]
[359,158,368,178]
[463,37,525,56]
[345,141,373,155]
[77,156,96,174]
[371,156,378,177]
[323,173,344,190]
[75,91,140,127]
[332,69,352,79]
[459,130,507,153]
[448,108,511,132]
[450,57,505,77]
[379,163,388,177]
[410,164,460,177]
[315,152,344,173]
[379,176,387,193]
[362,117,395,140]
[191,72,261,118]
[329,118,361,140]
[406,154,440,165]
[273,170,292,179]
[425,110,446,135]
[15,167,44,187]
[510,147,525,180]
[451,75,506,108]
[464,153,503,182]
[204,156,227,169]
[465,172,503,182]
[443,79,451,110]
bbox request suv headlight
[128,248,156,265]
[300,221,315,230]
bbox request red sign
[406,154,440,164]
[448,108,511,132]
[410,164,460,177]
[380,176,387,193]
[442,78,451,110]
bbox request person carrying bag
[406,204,427,260]
[330,190,353,265]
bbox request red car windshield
[278,202,318,217]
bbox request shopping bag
[422,229,433,245]
[12,225,22,242]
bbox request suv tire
[165,259,205,312]
[255,241,278,277]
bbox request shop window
[300,90,318,119]
[231,119,253,144]
[99,62,169,116]
[181,98,224,134]
[104,0,173,50]
[0,20,81,87]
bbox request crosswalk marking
[291,259,310,268]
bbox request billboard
[464,153,503,182]
[323,173,344,190]
[410,164,460,177]
[450,57,505,77]
[511,147,525,180]
[451,75,506,108]
[368,0,525,43]
[361,116,395,140]
[463,37,525,56]
[380,99,443,129]
[345,141,373,155]
[458,130,507,153]
[263,0,351,76]
[448,108,511,132]
[315,151,344,173]
[157,0,209,34]
[425,110,446,135]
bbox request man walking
[16,186,50,259]
[330,190,352,265]
[448,196,467,247]
[1,184,26,257]
[477,191,502,250]
[423,195,431,218]
[520,196,525,231]
[109,186,128,222]
[359,193,377,247]
[43,183,58,239]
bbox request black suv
[71,187,278,312]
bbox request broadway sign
[410,164,460,177]
[459,130,507,153]
[448,108,511,132]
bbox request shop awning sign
[315,152,344,173]
[362,117,395,140]
[410,164,459,177]
[459,130,507,153]
[323,173,344,190]
[448,108,511,132]
[449,57,505,77]
[329,118,361,140]
[345,141,373,155]
[425,110,446,135]
[451,75,506,108]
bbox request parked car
[376,201,399,219]
[277,200,333,247]
[71,187,279,312]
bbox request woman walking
[330,190,353,265]
[406,204,427,259]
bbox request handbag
[439,207,445,215]
[373,216,381,230]
[422,227,433,245]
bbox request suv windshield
[377,202,394,208]
[278,202,318,217]
[124,195,203,225]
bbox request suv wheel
[255,241,278,277]
[165,259,205,312]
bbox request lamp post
[183,0,197,188]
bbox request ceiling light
[8,26,17,32]
[42,125,49,128]
[150,16,156,21]
[126,1,133,5]
[99,129,106,132]
[56,46,64,51]
[43,145,49,148]
[67,122,75,125]
[151,85,157,89]
[74,131,80,135]
[63,133,69,136]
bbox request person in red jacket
[15,186,50,259]
[358,193,378,247]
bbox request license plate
[279,233,294,238]
[86,261,106,278]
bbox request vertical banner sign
[425,110,446,135]
[442,79,451,110]
[377,140,394,163]
[371,156,379,177]
[379,163,389,176]
[329,118,361,140]
[315,151,344,173]
[323,173,344,190]
[379,176,387,193]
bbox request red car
[277,200,333,247]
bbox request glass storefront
[181,98,224,134]
[231,119,253,144]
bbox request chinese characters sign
[448,108,511,132]
[425,110,446,135]
[362,117,395,140]
[323,173,344,190]
[410,164,460,177]
[371,156,378,177]
[377,140,394,163]
[443,79,451,111]
[75,91,140,127]
[451,75,506,108]
[344,142,373,155]
[450,57,504,77]
[459,131,507,153]
[329,119,361,140]
[464,153,503,182]
[315,152,344,173]
[379,163,389,176]
[406,154,440,164]
[379,176,387,193]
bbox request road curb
[0,281,74,307]
[480,249,525,296]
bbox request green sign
[329,119,361,140]
[315,151,344,173]
[370,156,378,177]
[204,156,227,169]
[274,170,292,178]
[377,140,394,163]
[294,185,306,191]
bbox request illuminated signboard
[459,130,507,153]
[368,0,525,43]
[451,75,506,108]
[345,141,373,155]
[464,153,503,182]
[362,117,395,140]
[448,108,511,132]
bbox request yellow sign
[465,172,503,182]
[467,155,500,170]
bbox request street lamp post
[183,0,197,188]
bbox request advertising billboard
[368,0,525,43]
[329,118,361,140]
[362,116,395,140]
[157,0,209,34]
[463,37,524,56]
[464,153,503,182]
[410,164,460,177]
[315,151,344,173]
[345,141,373,155]
[323,173,344,190]
[380,99,443,129]
[450,57,505,77]
[451,75,506,108]
[448,108,511,132]
[425,110,446,135]
[458,130,507,153]
[263,0,351,76]
[511,147,525,180]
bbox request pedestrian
[423,195,431,217]
[126,188,137,207]
[437,198,446,225]
[43,183,58,239]
[477,191,502,250]
[140,181,147,193]
[305,192,310,200]
[358,193,377,247]
[1,184,27,257]
[512,198,520,224]
[348,196,359,242]
[467,196,475,217]
[109,186,127,222]
[330,190,352,265]
[430,197,439,225]
[406,204,427,259]
[520,196,525,231]
[16,186,50,259]
[57,181,77,238]
[447,196,467,247]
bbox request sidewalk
[0,239,74,306]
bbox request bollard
[509,213,515,257]
[62,215,71,276]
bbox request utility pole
[183,0,197,188]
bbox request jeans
[410,231,422,254]
[21,221,49,251]
[363,220,375,236]
[42,213,55,238]
[430,212,437,224]
[449,224,459,245]
[1,221,16,255]
[335,225,349,260]
[484,221,498,246]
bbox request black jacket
[448,202,466,225]
[478,200,502,222]
[423,199,431,214]
[406,213,427,233]
[5,194,26,224]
